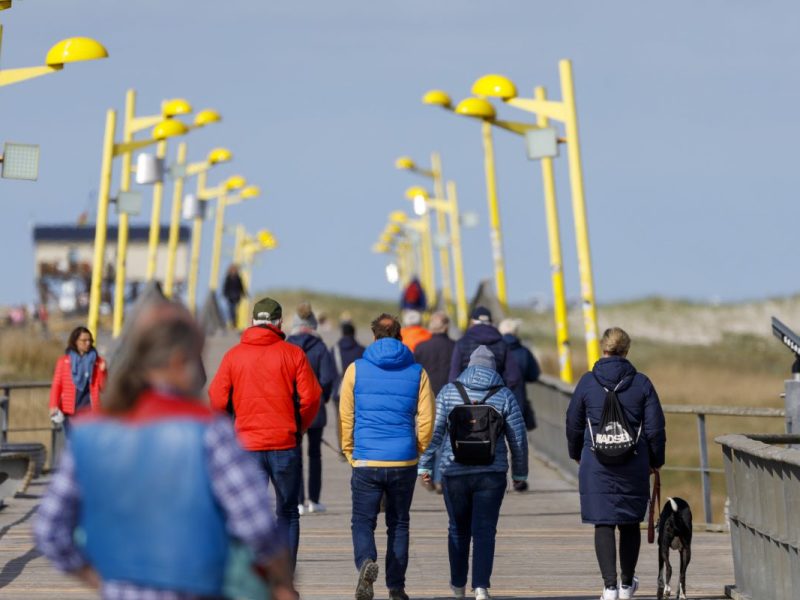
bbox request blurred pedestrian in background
[35,302,296,600]
[49,326,106,435]
[400,309,431,352]
[498,318,540,432]
[330,318,366,456]
[222,264,246,329]
[287,302,337,515]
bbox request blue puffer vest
[353,338,422,462]
[70,393,228,596]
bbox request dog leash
[648,469,661,544]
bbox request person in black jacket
[330,320,366,455]
[498,318,540,431]
[222,264,245,328]
[287,302,337,515]
[566,327,666,600]
[448,307,521,391]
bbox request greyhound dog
[656,497,692,599]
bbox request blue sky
[1,1,799,306]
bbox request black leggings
[594,524,641,588]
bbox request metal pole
[163,141,187,297]
[87,109,117,338]
[208,194,227,292]
[447,181,468,331]
[186,170,207,315]
[535,86,573,384]
[784,377,800,448]
[431,152,453,314]
[480,120,508,310]
[696,413,713,524]
[559,59,600,367]
[145,140,168,280]
[1,387,9,445]
[421,211,436,307]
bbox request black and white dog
[656,497,692,599]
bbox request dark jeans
[595,524,641,588]
[298,427,323,504]
[250,448,302,568]
[226,299,239,328]
[351,466,417,589]
[442,471,507,589]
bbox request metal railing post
[697,412,713,524]
[1,385,9,445]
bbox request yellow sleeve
[416,368,436,455]
[338,363,357,466]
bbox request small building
[33,225,190,313]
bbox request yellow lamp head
[152,119,189,140]
[404,186,429,201]
[389,211,408,224]
[372,243,390,254]
[455,97,496,120]
[422,89,452,109]
[387,224,402,235]
[45,37,108,68]
[380,233,393,244]
[207,147,233,164]
[472,74,517,100]
[395,156,416,171]
[161,98,193,118]
[240,185,261,199]
[0,1,12,11]
[225,175,247,191]
[258,230,277,249]
[194,109,222,127]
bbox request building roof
[33,225,190,243]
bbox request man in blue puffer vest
[339,313,436,600]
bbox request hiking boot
[619,577,638,599]
[389,588,409,600]
[601,586,618,600]
[474,588,490,600]
[355,559,379,600]
[307,501,327,514]
[450,585,466,599]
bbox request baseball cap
[252,297,282,323]
[471,306,492,324]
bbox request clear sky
[1,1,798,306]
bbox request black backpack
[588,375,642,465]
[447,382,505,465]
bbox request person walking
[414,311,456,492]
[566,327,666,600]
[419,346,528,600]
[339,313,436,600]
[209,297,322,568]
[222,264,246,329]
[286,302,337,515]
[399,309,431,352]
[49,326,107,435]
[331,319,366,455]
[35,302,296,600]
[448,307,520,391]
[498,318,540,431]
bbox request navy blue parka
[566,355,666,525]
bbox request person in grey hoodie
[419,346,528,600]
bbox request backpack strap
[454,382,504,405]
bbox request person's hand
[650,467,660,475]
[74,566,101,589]
[420,472,432,484]
[574,459,580,466]
[271,583,299,600]
[49,407,59,417]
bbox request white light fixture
[385,263,399,284]
[1,142,40,180]
[413,195,427,216]
[136,153,164,185]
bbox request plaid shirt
[34,415,281,600]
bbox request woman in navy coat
[566,327,666,600]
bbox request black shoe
[355,559,379,600]
[389,588,409,600]
[512,480,529,492]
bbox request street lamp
[473,61,601,369]
[233,225,277,329]
[424,90,509,311]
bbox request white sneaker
[450,585,466,599]
[601,587,618,600]
[297,503,306,516]
[307,501,327,514]
[619,577,638,599]
[474,588,490,600]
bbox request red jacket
[401,325,432,353]
[49,353,107,415]
[208,325,322,451]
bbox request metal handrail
[0,380,60,469]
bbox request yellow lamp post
[177,147,233,312]
[423,91,509,311]
[233,227,278,329]
[395,153,454,315]
[86,112,189,338]
[0,14,108,87]
[389,210,433,301]
[404,184,469,331]
[473,61,601,368]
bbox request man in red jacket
[209,297,321,568]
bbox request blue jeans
[351,466,417,589]
[442,471,507,589]
[250,448,301,568]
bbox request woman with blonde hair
[566,327,666,600]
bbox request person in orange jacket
[49,326,107,434]
[399,309,431,353]
[209,296,321,569]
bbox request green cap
[252,297,282,323]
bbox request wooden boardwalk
[0,332,734,599]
